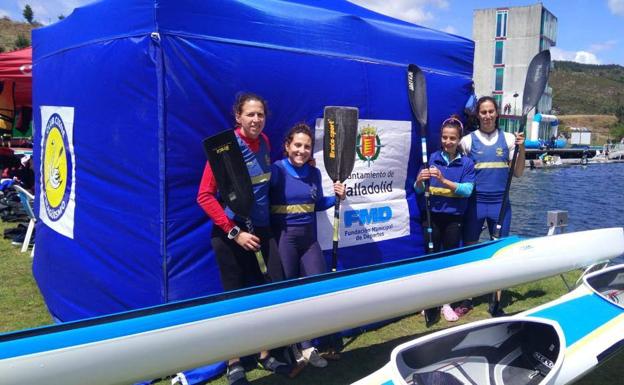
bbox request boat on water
[353,263,624,385]
[1,228,623,385]
[539,154,563,168]
[529,154,565,169]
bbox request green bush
[14,33,30,49]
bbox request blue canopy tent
[32,0,473,327]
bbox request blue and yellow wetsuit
[462,129,513,242]
[415,150,475,251]
[269,158,335,279]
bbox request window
[495,68,504,91]
[495,41,504,64]
[496,11,508,38]
[493,94,503,109]
[541,9,557,43]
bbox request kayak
[353,263,624,385]
[353,317,566,385]
[526,263,624,384]
[1,228,623,385]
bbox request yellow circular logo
[43,127,67,208]
[42,113,72,222]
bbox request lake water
[509,162,624,237]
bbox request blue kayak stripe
[0,237,519,359]
[529,293,622,347]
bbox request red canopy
[0,47,32,107]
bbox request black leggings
[211,223,284,291]
[423,213,463,253]
[276,224,326,280]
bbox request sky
[0,0,623,65]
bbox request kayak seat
[407,370,464,385]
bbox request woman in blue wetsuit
[459,96,525,317]
[415,116,475,325]
[269,123,345,368]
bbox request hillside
[0,17,39,53]
[551,61,624,115]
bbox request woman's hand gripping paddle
[408,64,434,253]
[203,130,269,280]
[323,106,358,271]
[493,50,551,240]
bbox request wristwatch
[227,226,241,240]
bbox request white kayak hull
[1,228,623,385]
[354,262,624,385]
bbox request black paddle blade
[323,106,358,182]
[407,64,428,131]
[202,130,254,217]
[522,50,551,116]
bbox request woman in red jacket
[197,92,293,385]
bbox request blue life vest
[225,134,271,226]
[469,130,509,202]
[428,151,474,215]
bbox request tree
[14,34,30,49]
[609,124,624,143]
[615,104,624,124]
[23,4,34,24]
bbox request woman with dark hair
[415,115,475,325]
[269,122,345,368]
[458,96,526,317]
[197,92,293,385]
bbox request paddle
[202,130,269,279]
[407,64,434,253]
[493,50,551,240]
[323,106,358,272]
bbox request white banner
[314,118,412,249]
[39,106,76,239]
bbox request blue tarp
[32,0,473,322]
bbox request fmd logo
[344,206,392,227]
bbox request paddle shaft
[331,195,341,272]
[420,136,435,253]
[492,119,524,240]
[244,217,269,279]
[407,65,434,253]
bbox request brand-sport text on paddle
[327,118,336,159]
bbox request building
[473,3,557,134]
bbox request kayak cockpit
[393,319,563,385]
[585,264,624,308]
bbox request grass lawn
[1,219,621,384]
